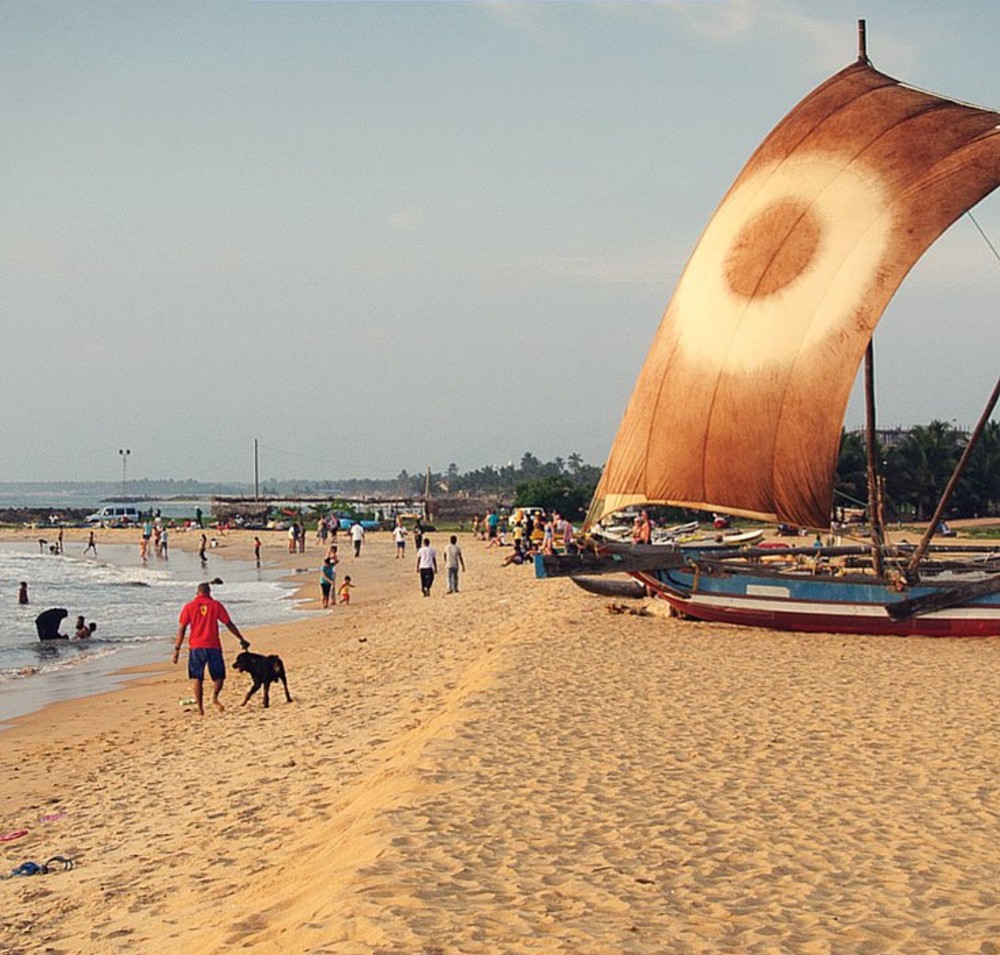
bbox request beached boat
[539,23,1000,636]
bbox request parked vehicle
[86,506,141,526]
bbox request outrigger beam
[887,573,1000,620]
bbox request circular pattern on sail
[669,155,892,372]
[724,198,822,298]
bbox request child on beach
[338,576,354,605]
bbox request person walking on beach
[199,533,208,563]
[416,537,438,597]
[18,581,29,605]
[393,520,407,559]
[350,520,365,558]
[443,535,466,594]
[254,536,262,566]
[338,575,354,605]
[84,531,97,556]
[173,582,249,716]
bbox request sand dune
[3,526,1000,953]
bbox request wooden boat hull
[571,576,649,599]
[636,564,1000,637]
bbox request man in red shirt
[173,582,249,715]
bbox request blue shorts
[188,647,225,681]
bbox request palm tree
[953,421,1000,517]
[835,429,870,516]
[519,452,541,477]
[886,421,962,520]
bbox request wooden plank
[534,549,686,579]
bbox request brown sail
[588,59,1000,530]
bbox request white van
[86,505,142,526]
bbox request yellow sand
[3,525,1000,954]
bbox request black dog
[232,651,293,708]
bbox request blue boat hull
[637,565,1000,637]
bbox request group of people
[139,520,169,562]
[36,529,65,555]
[319,545,354,609]
[73,615,98,639]
[472,507,577,558]
[292,518,368,558]
[414,534,466,596]
[287,521,307,554]
[34,607,98,641]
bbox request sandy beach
[3,525,1000,953]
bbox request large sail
[589,59,1000,530]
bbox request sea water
[0,541,311,725]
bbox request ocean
[0,540,312,726]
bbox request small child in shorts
[338,576,354,605]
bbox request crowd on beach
[304,507,583,610]
[469,506,577,564]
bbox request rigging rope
[967,210,1000,266]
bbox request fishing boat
[538,23,1000,637]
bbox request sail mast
[856,18,885,574]
[863,343,886,575]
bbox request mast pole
[864,342,886,576]
[857,19,869,64]
[905,375,1000,580]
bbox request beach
[3,526,1000,953]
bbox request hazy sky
[3,0,999,483]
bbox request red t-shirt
[179,594,232,650]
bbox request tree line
[280,421,1000,524]
[837,420,1000,522]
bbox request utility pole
[254,438,260,502]
[118,448,131,499]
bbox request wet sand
[2,525,1000,953]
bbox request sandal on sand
[1,857,75,879]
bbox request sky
[3,0,999,484]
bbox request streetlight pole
[119,448,130,499]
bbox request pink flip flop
[0,830,28,843]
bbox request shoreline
[0,527,317,728]
[5,526,1000,951]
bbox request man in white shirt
[350,521,365,557]
[416,537,438,597]
[392,520,408,559]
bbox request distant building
[848,425,970,450]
